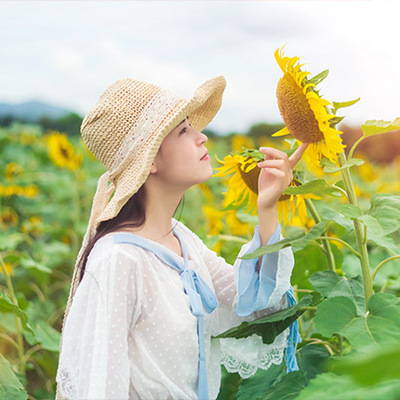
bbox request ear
[149,162,157,174]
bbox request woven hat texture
[82,76,226,224]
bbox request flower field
[1,117,399,399]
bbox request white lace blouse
[56,219,297,400]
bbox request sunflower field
[1,49,400,399]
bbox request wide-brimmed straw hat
[56,76,226,399]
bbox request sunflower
[214,152,261,215]
[214,150,317,225]
[46,131,83,170]
[273,46,346,171]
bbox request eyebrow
[178,116,189,126]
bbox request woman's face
[152,118,212,190]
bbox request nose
[198,130,208,145]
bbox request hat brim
[97,75,226,224]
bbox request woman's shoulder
[87,231,144,267]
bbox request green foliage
[1,119,400,398]
[215,292,321,344]
[0,354,28,400]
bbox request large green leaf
[314,296,358,338]
[359,215,400,255]
[297,344,330,382]
[309,271,365,315]
[236,363,286,400]
[367,193,400,235]
[258,371,308,400]
[333,345,400,386]
[241,222,328,259]
[315,293,400,349]
[319,206,354,232]
[284,179,342,197]
[361,118,400,137]
[215,292,321,344]
[320,158,364,173]
[0,354,28,400]
[295,372,400,400]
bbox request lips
[200,151,209,160]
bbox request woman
[55,76,307,399]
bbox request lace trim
[56,367,77,400]
[219,329,289,379]
[221,347,284,379]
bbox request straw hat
[56,75,226,399]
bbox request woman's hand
[256,142,308,248]
[257,143,309,211]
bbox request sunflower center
[276,73,323,143]
[238,160,260,194]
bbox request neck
[131,180,185,241]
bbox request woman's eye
[179,127,187,135]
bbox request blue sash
[113,229,219,400]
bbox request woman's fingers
[259,143,309,170]
[259,147,289,161]
[289,142,309,169]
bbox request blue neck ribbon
[113,230,219,400]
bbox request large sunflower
[273,46,346,171]
[214,149,317,225]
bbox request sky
[1,0,399,134]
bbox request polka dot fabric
[56,220,294,399]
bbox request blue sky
[1,1,399,134]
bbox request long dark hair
[76,186,146,285]
[76,185,184,285]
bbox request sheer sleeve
[56,243,142,400]
[182,221,300,378]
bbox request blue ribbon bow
[113,230,219,400]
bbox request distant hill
[0,100,72,122]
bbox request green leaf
[314,296,358,338]
[359,214,400,255]
[295,372,400,400]
[284,179,342,197]
[0,292,34,336]
[297,344,330,382]
[19,258,52,274]
[319,206,354,232]
[335,204,362,219]
[361,118,400,137]
[367,193,400,235]
[333,344,400,386]
[0,354,28,400]
[309,70,329,85]
[0,233,27,252]
[341,293,400,349]
[215,292,321,345]
[241,221,328,259]
[258,370,308,400]
[332,98,360,111]
[237,363,286,400]
[321,157,364,173]
[29,321,61,352]
[309,271,365,315]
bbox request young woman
[55,76,307,400]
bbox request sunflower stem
[304,198,335,271]
[337,152,373,309]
